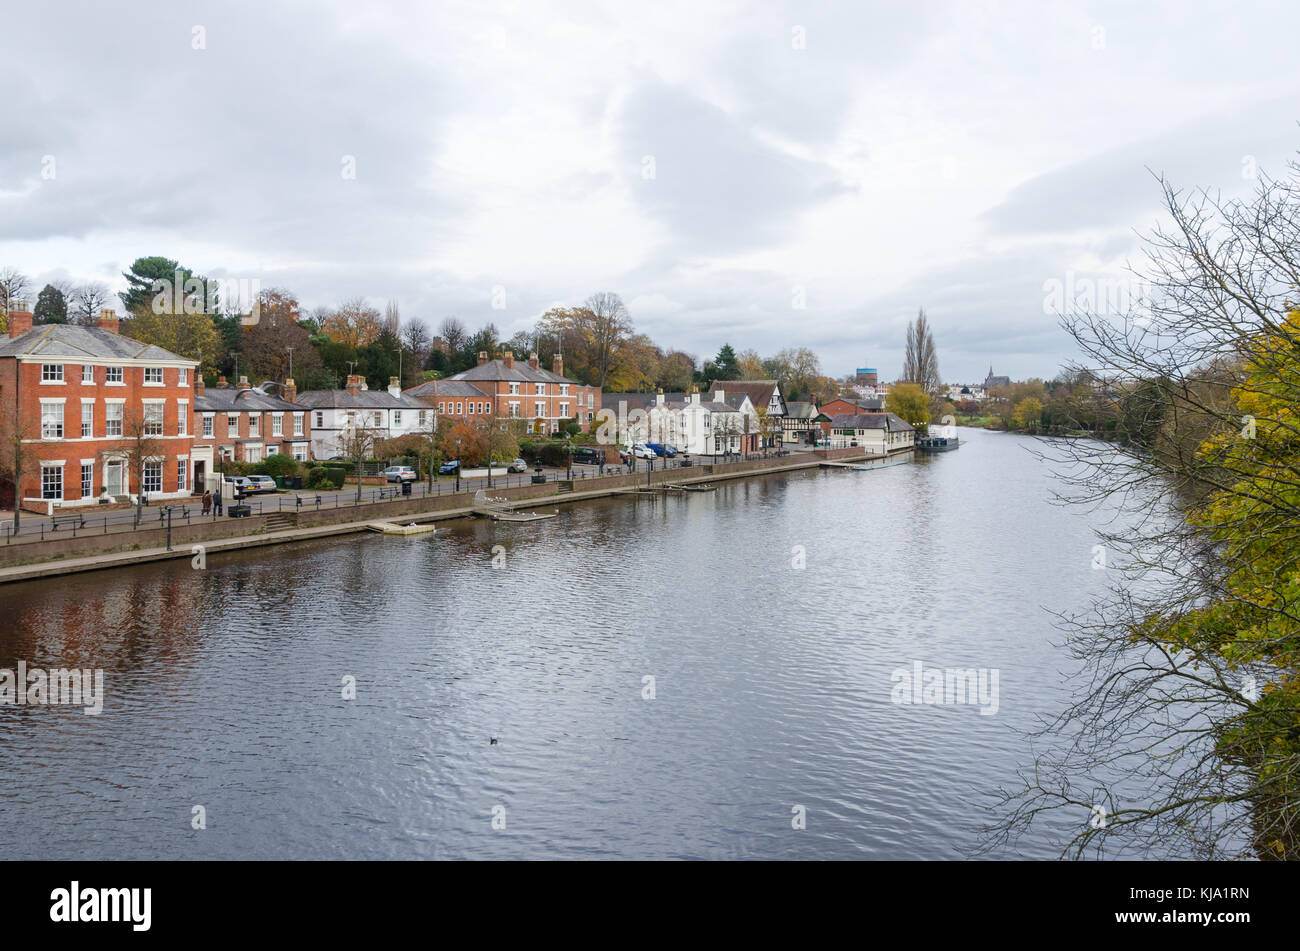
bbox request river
[0,428,1134,859]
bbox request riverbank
[0,446,894,584]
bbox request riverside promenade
[0,447,894,585]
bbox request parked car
[571,446,604,465]
[383,465,417,483]
[223,475,252,494]
[630,443,657,459]
[438,460,461,475]
[507,458,528,473]
[664,444,681,456]
[647,443,677,457]
[245,475,278,493]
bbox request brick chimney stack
[96,308,119,334]
[502,350,514,369]
[283,378,296,403]
[195,374,206,396]
[345,374,363,397]
[528,351,539,370]
[6,301,33,338]
[478,351,488,366]
[236,375,252,391]
[552,354,563,376]
[218,375,228,388]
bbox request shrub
[255,454,301,478]
[306,466,345,489]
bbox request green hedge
[305,465,346,489]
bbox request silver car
[383,465,417,482]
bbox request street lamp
[565,433,572,480]
[455,437,462,492]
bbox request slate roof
[830,412,915,432]
[295,388,427,410]
[405,379,491,400]
[0,324,196,363]
[196,388,299,412]
[449,358,578,386]
[784,401,823,420]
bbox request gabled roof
[707,380,784,413]
[0,324,196,363]
[407,379,493,399]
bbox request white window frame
[142,460,163,495]
[41,464,63,499]
[80,400,93,438]
[105,400,124,436]
[41,364,64,383]
[143,367,164,386]
[106,366,124,385]
[40,400,65,439]
[81,365,94,384]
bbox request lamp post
[565,434,572,480]
[455,437,462,492]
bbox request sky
[2,0,1299,383]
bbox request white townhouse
[296,375,432,460]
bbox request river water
[0,428,1134,859]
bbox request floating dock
[367,522,438,536]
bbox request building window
[437,402,445,414]
[372,412,382,427]
[42,364,64,383]
[178,368,188,386]
[393,411,402,427]
[535,401,545,418]
[249,414,260,437]
[293,413,303,436]
[41,402,64,438]
[417,410,427,427]
[292,444,308,461]
[41,465,63,500]
[106,403,123,436]
[315,411,324,428]
[509,383,519,395]
[509,401,519,417]
[202,415,214,437]
[227,413,239,434]
[535,383,545,395]
[177,402,188,435]
[143,461,162,494]
[81,463,93,498]
[106,366,123,384]
[272,413,283,436]
[177,459,187,491]
[560,402,569,418]
[560,384,569,396]
[456,402,463,415]
[144,367,164,384]
[144,403,164,436]
[81,402,93,438]
[587,393,594,409]
[82,365,94,384]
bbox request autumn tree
[441,421,487,467]
[121,300,221,376]
[242,288,322,384]
[886,382,930,432]
[320,297,383,348]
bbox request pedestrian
[214,488,223,516]
[201,490,212,515]
[598,450,606,476]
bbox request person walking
[201,490,212,515]
[213,488,223,516]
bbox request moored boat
[917,434,960,452]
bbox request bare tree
[0,267,31,319]
[438,316,468,354]
[117,407,166,528]
[337,417,381,502]
[70,282,111,325]
[0,402,39,532]
[989,152,1300,860]
[902,307,941,393]
[582,291,634,388]
[402,317,431,362]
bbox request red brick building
[0,305,199,514]
[192,375,311,488]
[406,350,601,434]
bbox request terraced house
[297,375,431,460]
[0,305,198,514]
[192,375,311,490]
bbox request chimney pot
[95,308,119,334]
[195,375,206,396]
[236,375,251,391]
[503,350,514,369]
[552,354,563,376]
[477,351,488,366]
[218,375,228,388]
[528,351,539,370]
[345,373,363,396]
[283,378,296,403]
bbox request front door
[193,460,206,492]
[105,460,123,495]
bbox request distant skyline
[3,1,1299,382]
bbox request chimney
[345,374,363,397]
[715,389,725,404]
[236,375,252,391]
[283,378,296,404]
[195,375,206,397]
[528,351,539,370]
[218,375,228,389]
[6,301,33,338]
[502,350,514,369]
[95,308,119,334]
[388,376,401,398]
[656,387,665,406]
[477,351,488,366]
[689,391,701,405]
[552,354,563,376]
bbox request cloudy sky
[3,0,1299,382]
